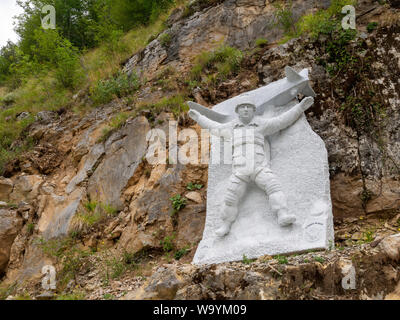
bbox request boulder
[0,209,23,273]
[378,233,400,261]
[0,177,13,201]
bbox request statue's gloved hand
[188,110,200,121]
[300,96,314,111]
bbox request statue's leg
[216,174,248,237]
[254,168,296,227]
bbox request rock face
[123,0,330,79]
[124,232,400,300]
[254,26,400,219]
[88,117,150,210]
[0,210,23,273]
[0,178,13,201]
[0,0,399,300]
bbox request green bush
[91,72,140,105]
[296,0,357,40]
[255,38,268,47]
[191,45,243,82]
[174,246,190,260]
[161,234,175,252]
[170,194,187,213]
[159,33,172,47]
[273,1,297,35]
[367,22,378,33]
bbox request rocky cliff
[0,0,399,300]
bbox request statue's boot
[277,209,296,227]
[215,221,233,237]
[216,205,237,237]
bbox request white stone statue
[189,94,315,237]
[189,66,334,265]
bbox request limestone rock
[9,175,43,203]
[88,117,150,210]
[185,191,202,204]
[0,209,23,273]
[378,233,400,261]
[124,266,183,300]
[37,188,85,239]
[0,177,13,201]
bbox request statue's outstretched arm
[262,97,314,135]
[188,102,232,139]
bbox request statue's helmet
[234,93,256,113]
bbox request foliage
[36,236,93,290]
[71,201,119,234]
[159,33,172,47]
[98,112,131,143]
[0,283,17,300]
[90,72,140,106]
[191,45,243,83]
[174,246,190,260]
[27,223,35,234]
[136,94,189,121]
[276,0,357,42]
[0,42,17,85]
[275,255,288,264]
[255,38,268,47]
[56,291,86,300]
[273,1,297,35]
[0,1,178,172]
[367,22,379,33]
[313,256,325,263]
[170,194,187,213]
[242,254,255,265]
[160,234,175,252]
[186,182,203,191]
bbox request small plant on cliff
[367,22,379,33]
[56,291,86,300]
[186,182,203,191]
[255,38,268,47]
[159,32,172,47]
[313,256,325,263]
[90,72,140,106]
[191,45,243,83]
[84,201,98,213]
[273,0,297,36]
[170,194,187,214]
[174,245,190,260]
[275,255,288,265]
[98,112,131,143]
[161,234,175,253]
[242,254,256,265]
[26,223,35,234]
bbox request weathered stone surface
[123,266,183,300]
[88,117,150,210]
[123,0,328,79]
[185,191,202,204]
[37,188,85,239]
[0,177,13,201]
[0,209,23,273]
[119,165,185,254]
[9,175,43,203]
[66,143,105,194]
[378,233,400,261]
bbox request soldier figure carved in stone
[189,93,315,237]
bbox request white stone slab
[192,71,334,265]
